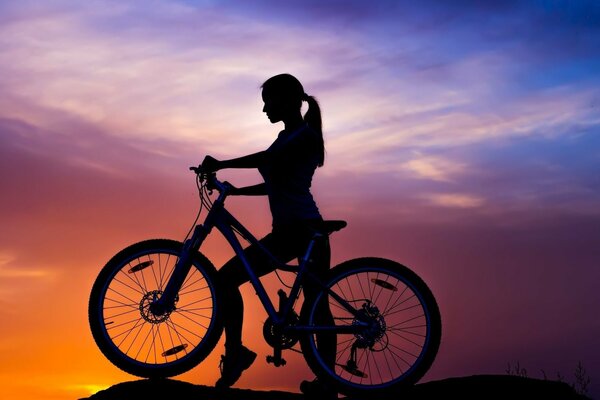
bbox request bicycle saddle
[310,220,347,235]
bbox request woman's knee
[218,259,247,287]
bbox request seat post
[301,233,322,266]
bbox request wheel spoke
[306,262,440,393]
[91,242,220,375]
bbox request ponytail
[303,94,325,167]
[261,73,325,167]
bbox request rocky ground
[80,374,592,400]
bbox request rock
[80,375,591,400]
[80,378,302,400]
[398,375,590,400]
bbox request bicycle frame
[88,167,442,392]
[152,177,367,335]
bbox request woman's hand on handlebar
[222,181,238,195]
[189,155,221,175]
[201,155,221,172]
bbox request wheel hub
[139,290,178,324]
[353,302,387,348]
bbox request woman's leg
[303,236,336,367]
[215,232,299,387]
[300,235,338,398]
[218,233,279,351]
[215,224,320,387]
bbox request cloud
[2,0,598,229]
[0,250,56,306]
[423,193,485,208]
[1,0,599,173]
[0,0,379,151]
[401,153,466,181]
[0,253,46,280]
[0,267,52,279]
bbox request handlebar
[189,165,208,175]
[189,165,231,195]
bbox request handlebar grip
[189,166,227,194]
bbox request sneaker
[300,378,337,399]
[215,345,257,388]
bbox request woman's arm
[201,151,268,196]
[230,182,267,196]
[202,151,267,171]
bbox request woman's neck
[283,113,304,132]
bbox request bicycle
[88,165,442,397]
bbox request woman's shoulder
[294,124,319,141]
[268,125,318,159]
[274,124,315,144]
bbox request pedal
[266,355,286,367]
[341,363,368,378]
[277,289,288,311]
[263,289,293,368]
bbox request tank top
[258,124,322,227]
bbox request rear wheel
[300,257,441,397]
[89,239,223,378]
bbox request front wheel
[299,257,441,397]
[89,239,223,378]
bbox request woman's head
[261,73,304,106]
[261,73,324,166]
[261,73,304,124]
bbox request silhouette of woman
[201,73,334,392]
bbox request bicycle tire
[89,239,223,378]
[299,257,441,397]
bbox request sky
[0,0,599,399]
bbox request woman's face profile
[262,90,283,123]
[262,89,298,124]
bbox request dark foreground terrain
[80,375,591,400]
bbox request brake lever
[190,166,209,185]
[205,172,218,195]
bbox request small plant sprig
[510,360,592,397]
[506,361,528,377]
[573,361,591,396]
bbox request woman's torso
[258,124,322,227]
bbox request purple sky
[1,1,599,399]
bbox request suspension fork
[150,222,213,316]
